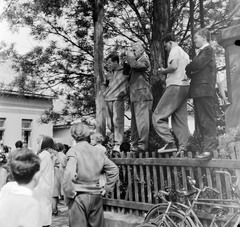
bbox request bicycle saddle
[210,205,228,215]
[176,189,197,197]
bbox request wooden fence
[103,142,240,225]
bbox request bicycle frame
[145,172,240,227]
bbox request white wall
[0,93,53,153]
[53,126,73,146]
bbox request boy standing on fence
[152,33,190,154]
[103,53,129,153]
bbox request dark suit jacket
[126,53,153,102]
[185,45,216,98]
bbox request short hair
[70,123,90,142]
[40,136,55,151]
[3,145,9,153]
[106,53,119,63]
[120,141,131,152]
[196,28,211,42]
[91,132,104,143]
[15,140,23,149]
[162,33,176,43]
[235,40,240,46]
[55,142,64,152]
[63,144,70,154]
[10,150,40,184]
[0,153,7,164]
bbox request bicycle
[144,171,240,227]
[209,170,240,227]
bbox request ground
[52,202,69,227]
[52,203,144,227]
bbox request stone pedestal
[218,1,240,131]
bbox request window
[0,118,5,142]
[22,119,32,147]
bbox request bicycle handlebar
[158,190,170,196]
[202,186,220,194]
[187,176,220,195]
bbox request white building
[0,90,53,152]
[53,124,72,146]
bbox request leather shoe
[195,151,212,160]
[131,147,145,157]
[131,147,145,153]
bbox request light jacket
[103,65,129,101]
[63,141,119,201]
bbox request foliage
[1,0,230,124]
[218,125,240,158]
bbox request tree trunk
[148,0,170,150]
[199,0,204,28]
[189,0,196,58]
[93,0,106,136]
[150,0,170,110]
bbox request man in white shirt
[152,33,190,154]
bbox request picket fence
[103,142,240,226]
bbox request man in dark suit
[125,42,153,153]
[186,28,217,160]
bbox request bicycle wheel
[144,204,170,223]
[145,205,193,227]
[155,211,193,227]
[211,222,218,227]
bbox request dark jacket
[126,53,153,102]
[185,45,216,98]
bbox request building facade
[0,90,53,152]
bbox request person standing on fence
[62,122,119,227]
[103,53,129,153]
[152,33,191,154]
[185,28,217,160]
[124,42,153,153]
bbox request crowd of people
[104,28,221,160]
[0,123,119,227]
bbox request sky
[0,0,38,54]
[0,0,40,84]
[0,20,36,54]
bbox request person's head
[22,142,28,148]
[9,150,40,187]
[90,132,104,146]
[120,141,131,153]
[0,153,7,165]
[3,145,9,153]
[37,135,55,153]
[162,33,176,52]
[106,53,120,71]
[131,42,145,59]
[55,142,64,152]
[70,123,91,142]
[194,28,211,48]
[15,140,23,149]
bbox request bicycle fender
[144,203,195,226]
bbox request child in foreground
[90,132,107,154]
[90,132,107,187]
[0,149,42,227]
